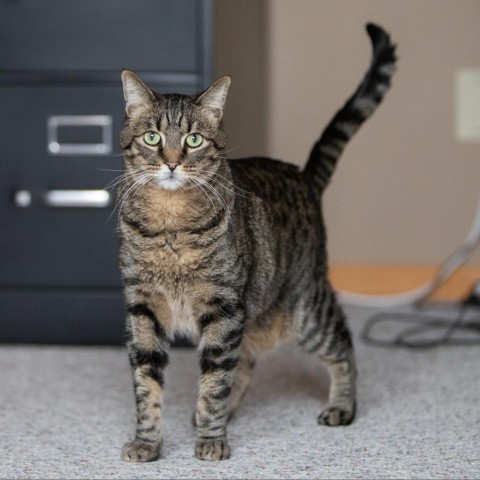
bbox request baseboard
[329,264,480,301]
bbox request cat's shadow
[164,344,330,426]
[241,344,330,410]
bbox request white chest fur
[165,295,200,342]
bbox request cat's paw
[121,440,161,462]
[195,437,231,461]
[318,405,355,426]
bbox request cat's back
[228,156,322,245]
[228,157,305,198]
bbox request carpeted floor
[1,306,479,479]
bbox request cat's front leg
[194,303,245,461]
[121,302,170,462]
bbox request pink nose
[166,162,178,172]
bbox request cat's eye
[185,133,204,148]
[143,131,161,146]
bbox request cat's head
[120,70,230,191]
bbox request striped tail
[303,23,397,192]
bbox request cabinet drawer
[0,0,212,345]
[0,82,183,288]
[0,0,210,73]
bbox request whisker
[115,173,152,216]
[188,177,218,216]
[190,175,234,228]
[97,168,127,173]
[106,171,154,224]
[202,174,249,198]
[118,172,152,209]
[216,146,238,157]
[105,152,127,157]
[104,173,132,191]
[104,167,145,191]
[194,168,251,197]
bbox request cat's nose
[163,149,180,171]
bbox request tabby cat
[118,23,396,461]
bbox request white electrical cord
[337,197,480,308]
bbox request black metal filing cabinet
[0,0,213,344]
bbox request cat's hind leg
[297,282,357,426]
[317,352,356,426]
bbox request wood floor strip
[330,264,480,301]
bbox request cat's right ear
[121,70,155,117]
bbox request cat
[118,23,396,461]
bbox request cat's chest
[140,231,207,279]
[122,189,229,287]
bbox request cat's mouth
[155,165,186,191]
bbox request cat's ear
[121,70,155,117]
[196,76,231,121]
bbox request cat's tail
[303,23,397,192]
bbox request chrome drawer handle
[14,189,112,208]
[47,115,113,155]
[44,190,111,208]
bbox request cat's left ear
[196,76,231,121]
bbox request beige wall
[214,0,269,157]
[216,0,480,264]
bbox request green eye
[185,133,204,148]
[144,131,161,146]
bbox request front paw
[318,404,355,426]
[195,437,231,461]
[121,440,161,462]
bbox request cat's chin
[156,178,184,191]
[155,173,187,191]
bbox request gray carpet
[1,306,479,479]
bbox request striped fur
[303,23,396,193]
[118,24,397,462]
